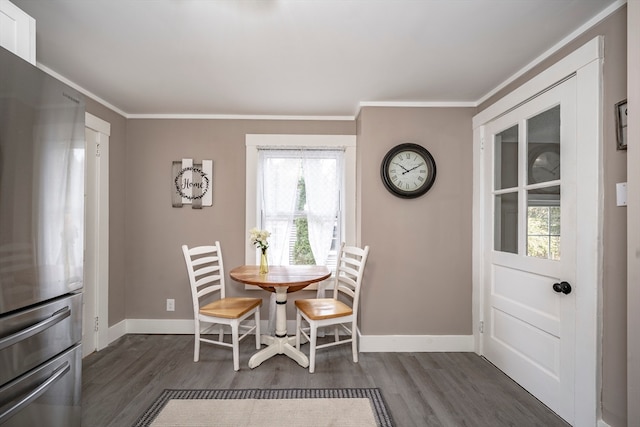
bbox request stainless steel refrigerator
[0,46,84,426]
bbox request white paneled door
[482,78,577,423]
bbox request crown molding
[36,63,129,118]
[126,113,355,121]
[359,101,477,108]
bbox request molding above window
[246,134,356,148]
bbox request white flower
[249,228,270,251]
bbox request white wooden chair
[295,243,370,373]
[182,242,262,371]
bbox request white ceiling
[12,0,622,118]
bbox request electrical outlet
[166,299,175,311]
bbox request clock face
[529,146,560,185]
[381,143,436,198]
[531,151,560,182]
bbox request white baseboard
[359,334,474,352]
[106,319,475,353]
[106,319,193,345]
[126,319,195,334]
[107,319,127,345]
[597,420,611,427]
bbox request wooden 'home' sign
[172,158,213,208]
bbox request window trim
[245,134,356,266]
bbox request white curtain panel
[260,150,299,334]
[260,151,299,265]
[302,151,342,266]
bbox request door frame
[85,112,110,354]
[472,36,603,424]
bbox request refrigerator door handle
[0,361,71,424]
[0,306,71,351]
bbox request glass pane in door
[526,105,561,260]
[527,186,560,260]
[494,125,518,190]
[494,192,518,254]
[527,106,560,186]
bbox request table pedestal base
[248,335,309,368]
[248,286,309,369]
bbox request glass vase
[259,249,269,274]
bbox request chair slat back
[182,242,226,312]
[332,243,369,316]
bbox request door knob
[553,281,572,295]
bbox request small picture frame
[615,99,627,150]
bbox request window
[245,135,356,273]
[259,148,343,270]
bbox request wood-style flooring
[81,334,570,427]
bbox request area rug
[133,388,393,427]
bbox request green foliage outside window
[294,217,315,264]
[293,177,316,265]
[527,206,560,260]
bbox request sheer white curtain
[260,150,300,335]
[303,151,342,302]
[303,151,342,267]
[259,151,299,265]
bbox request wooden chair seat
[294,298,352,321]
[200,297,262,319]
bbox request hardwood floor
[81,334,569,427]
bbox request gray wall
[357,106,474,335]
[84,6,627,426]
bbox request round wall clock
[380,143,437,199]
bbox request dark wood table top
[229,265,331,293]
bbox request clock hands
[392,162,421,175]
[392,162,409,172]
[391,164,424,175]
[537,164,560,175]
[403,164,422,174]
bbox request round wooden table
[229,265,331,369]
